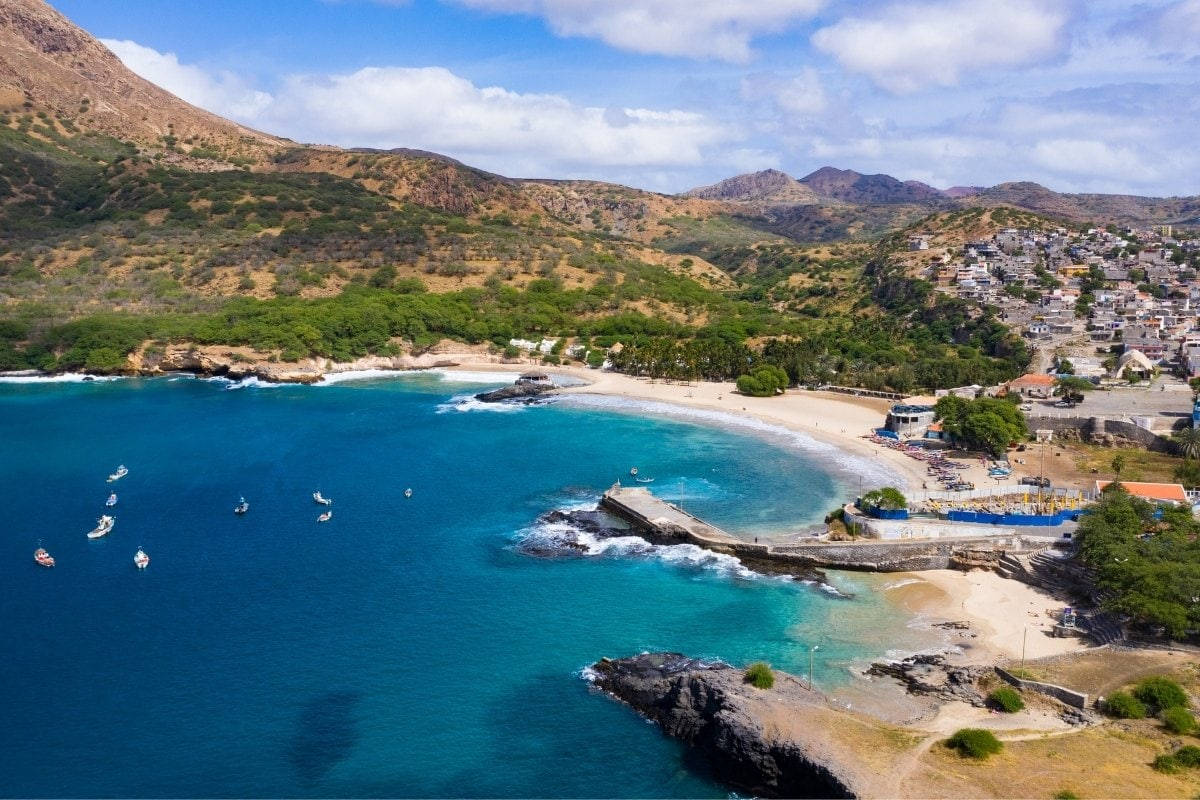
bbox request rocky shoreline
[589,653,867,798]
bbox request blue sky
[50,0,1200,195]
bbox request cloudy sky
[52,0,1200,195]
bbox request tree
[1055,376,1092,406]
[1175,427,1200,461]
[1057,358,1075,374]
[936,395,1027,456]
[736,365,789,397]
[1111,453,1127,481]
[862,487,907,510]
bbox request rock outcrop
[474,382,557,403]
[865,653,988,706]
[589,653,866,798]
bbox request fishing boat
[312,491,332,506]
[106,465,128,483]
[234,497,249,515]
[105,492,118,507]
[317,510,332,523]
[87,515,115,539]
[635,477,655,484]
[34,547,55,568]
[630,467,638,476]
[404,488,413,498]
[133,548,150,569]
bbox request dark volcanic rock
[590,652,862,798]
[865,653,988,706]
[515,508,635,557]
[474,383,557,403]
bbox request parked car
[1019,403,1033,411]
[1019,476,1051,488]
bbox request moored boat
[133,548,149,569]
[317,510,332,523]
[106,492,118,507]
[404,488,413,498]
[234,497,249,515]
[106,465,128,483]
[34,547,55,568]
[635,477,655,483]
[630,467,638,476]
[313,490,332,506]
[87,515,115,539]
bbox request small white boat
[106,465,128,483]
[313,491,332,506]
[133,548,149,569]
[404,488,413,499]
[630,467,638,476]
[87,515,115,539]
[234,497,249,515]
[317,510,332,523]
[105,492,118,507]
[635,477,655,484]
[34,547,55,568]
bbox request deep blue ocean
[0,372,919,797]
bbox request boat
[404,488,413,498]
[106,465,128,483]
[313,491,332,506]
[105,492,118,507]
[87,515,115,539]
[317,510,332,523]
[133,548,149,569]
[234,497,249,515]
[630,467,638,476]
[34,547,55,568]
[635,477,655,483]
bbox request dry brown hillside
[0,0,282,160]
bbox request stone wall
[1027,416,1175,452]
[994,666,1089,709]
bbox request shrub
[1134,677,1189,712]
[1104,691,1147,719]
[1052,791,1079,800]
[988,687,1025,713]
[1174,745,1200,767]
[1163,707,1196,735]
[735,365,789,397]
[1152,753,1180,774]
[945,728,1003,760]
[744,662,774,690]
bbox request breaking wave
[435,393,532,413]
[0,372,122,384]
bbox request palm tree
[1175,428,1200,461]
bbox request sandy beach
[887,568,1087,663]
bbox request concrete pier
[599,484,1062,574]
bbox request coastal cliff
[589,653,871,798]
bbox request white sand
[914,569,1088,663]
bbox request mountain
[798,166,947,205]
[0,0,280,162]
[685,169,821,206]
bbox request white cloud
[812,0,1074,93]
[449,0,825,62]
[100,39,272,119]
[740,68,827,115]
[261,66,732,172]
[103,41,737,179]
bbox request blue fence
[946,509,1084,527]
[864,506,910,520]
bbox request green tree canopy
[935,395,1027,456]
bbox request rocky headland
[473,381,558,404]
[589,652,886,798]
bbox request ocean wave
[882,577,923,591]
[555,393,900,488]
[515,514,764,581]
[207,376,286,390]
[435,393,529,413]
[0,372,123,384]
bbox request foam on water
[0,372,122,384]
[425,368,523,384]
[882,577,924,591]
[436,393,531,413]
[556,393,900,489]
[208,376,286,390]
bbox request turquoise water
[0,373,917,797]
